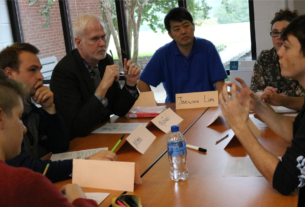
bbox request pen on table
[215,134,229,145]
[186,144,207,153]
[43,163,50,176]
[111,134,125,152]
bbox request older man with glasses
[50,14,141,139]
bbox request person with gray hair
[50,14,141,138]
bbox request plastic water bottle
[167,125,188,181]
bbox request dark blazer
[50,49,138,139]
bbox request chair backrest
[40,56,58,80]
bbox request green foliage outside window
[214,0,249,24]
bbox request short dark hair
[0,43,39,72]
[270,8,298,29]
[0,69,28,116]
[164,7,193,32]
[281,15,305,56]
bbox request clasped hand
[219,81,251,130]
[123,58,141,87]
[33,81,55,114]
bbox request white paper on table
[151,108,183,133]
[51,148,108,161]
[92,123,148,134]
[85,193,109,205]
[250,116,267,128]
[224,157,262,177]
[126,124,156,154]
[283,113,298,117]
[271,106,297,113]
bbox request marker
[111,135,125,152]
[215,134,229,145]
[186,144,207,153]
[43,163,50,176]
[116,200,127,207]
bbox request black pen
[215,134,229,145]
[186,144,207,153]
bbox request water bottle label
[168,141,187,156]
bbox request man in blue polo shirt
[138,7,227,103]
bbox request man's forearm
[42,103,56,114]
[234,124,279,185]
[255,102,293,143]
[138,80,152,92]
[280,96,304,111]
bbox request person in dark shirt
[0,43,117,183]
[0,70,98,207]
[219,15,305,197]
[50,14,140,139]
[250,9,305,111]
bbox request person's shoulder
[195,37,214,47]
[155,41,174,54]
[258,48,275,59]
[0,161,42,182]
[54,49,78,70]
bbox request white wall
[253,0,294,57]
[294,0,305,15]
[0,0,13,51]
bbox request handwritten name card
[126,124,156,154]
[151,108,183,133]
[176,91,218,109]
[131,91,157,109]
[72,160,135,192]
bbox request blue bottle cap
[171,125,179,132]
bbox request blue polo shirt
[139,37,227,103]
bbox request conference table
[55,104,298,207]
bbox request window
[189,0,252,70]
[108,0,179,102]
[0,0,13,51]
[17,0,66,80]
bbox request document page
[51,147,108,161]
[92,123,148,134]
[224,157,262,177]
[85,193,109,205]
[271,106,297,113]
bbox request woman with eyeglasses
[250,9,305,109]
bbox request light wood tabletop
[126,106,298,207]
[54,104,209,206]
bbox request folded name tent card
[209,111,261,139]
[207,109,222,126]
[130,91,157,109]
[73,159,135,192]
[151,108,183,133]
[126,124,156,154]
[176,91,218,109]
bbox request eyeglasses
[270,31,283,37]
